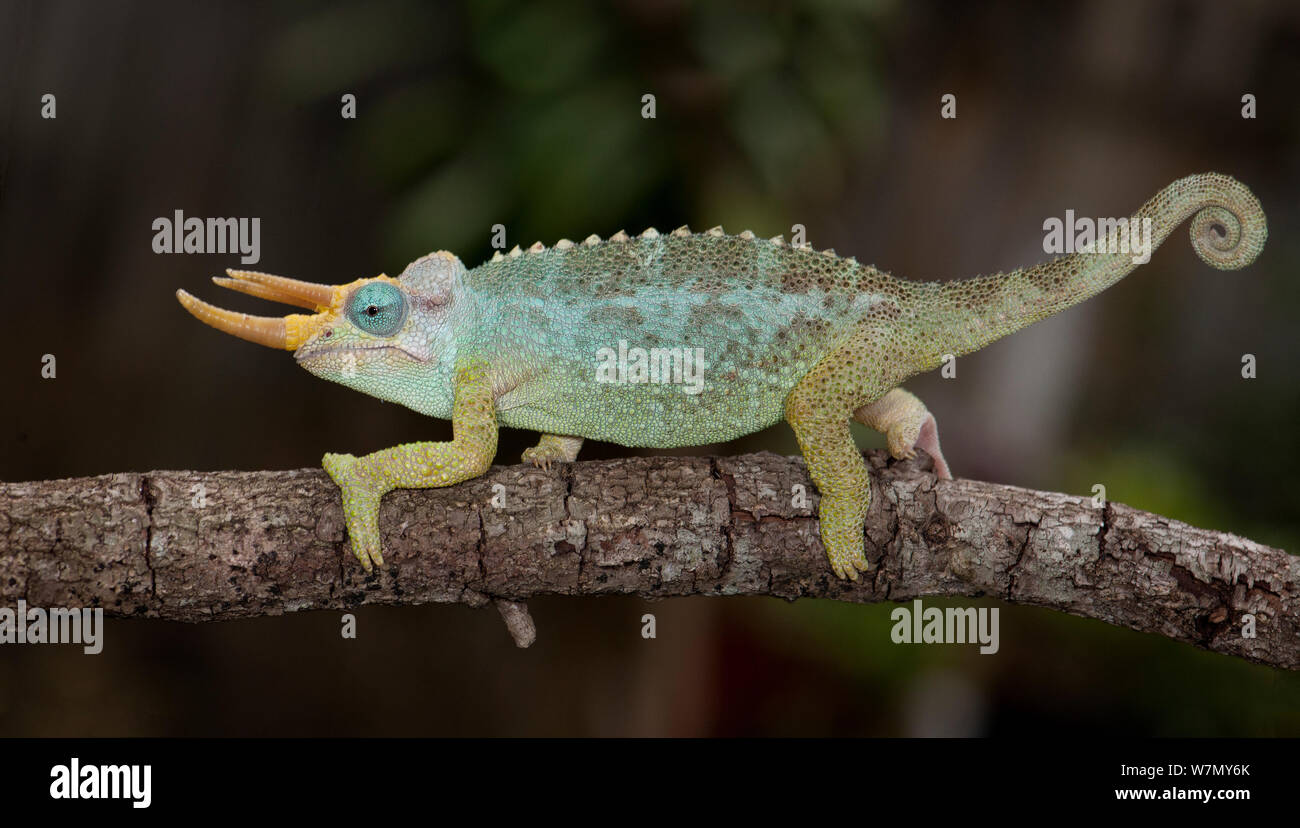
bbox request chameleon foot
[818,492,873,580]
[785,356,879,580]
[854,388,952,480]
[322,374,498,572]
[521,434,584,471]
[322,451,386,571]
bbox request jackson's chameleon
[176,173,1266,580]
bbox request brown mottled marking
[584,305,645,328]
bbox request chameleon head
[175,251,467,392]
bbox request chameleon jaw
[176,269,345,350]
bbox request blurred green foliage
[265,0,890,264]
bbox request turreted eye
[346,282,407,337]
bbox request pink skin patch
[916,414,952,480]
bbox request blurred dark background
[1,0,1298,736]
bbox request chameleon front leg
[521,434,584,470]
[854,388,952,480]
[322,365,499,571]
[785,351,881,581]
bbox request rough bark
[0,450,1295,667]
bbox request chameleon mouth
[295,341,431,365]
[295,343,395,361]
[175,269,348,350]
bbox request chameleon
[176,173,1266,580]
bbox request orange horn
[176,289,317,350]
[217,269,337,311]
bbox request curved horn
[176,289,314,350]
[218,269,336,311]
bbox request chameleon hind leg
[853,388,952,480]
[785,347,885,580]
[522,434,584,470]
[323,364,499,571]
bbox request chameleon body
[177,173,1266,579]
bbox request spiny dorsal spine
[479,226,865,266]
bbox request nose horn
[176,289,306,350]
[214,269,336,311]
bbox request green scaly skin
[178,173,1266,579]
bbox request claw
[522,437,581,471]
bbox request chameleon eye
[346,282,407,337]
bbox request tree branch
[1,451,1295,667]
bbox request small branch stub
[495,599,536,648]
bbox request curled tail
[914,173,1266,369]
